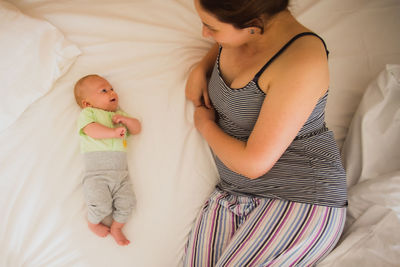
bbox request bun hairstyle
[199,0,289,33]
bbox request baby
[74,74,141,246]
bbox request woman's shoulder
[259,32,329,92]
[278,32,328,64]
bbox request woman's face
[194,0,250,48]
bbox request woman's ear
[246,18,264,34]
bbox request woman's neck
[238,10,303,55]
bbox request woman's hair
[199,0,289,33]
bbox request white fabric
[342,64,400,187]
[319,205,400,267]
[320,65,400,266]
[0,0,399,266]
[292,0,400,148]
[0,0,81,132]
[0,1,217,266]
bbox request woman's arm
[195,40,329,179]
[185,42,219,108]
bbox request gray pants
[83,151,135,224]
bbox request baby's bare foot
[110,221,130,246]
[88,221,110,237]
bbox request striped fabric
[184,189,346,267]
[208,32,347,208]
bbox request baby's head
[74,74,119,112]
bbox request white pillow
[0,1,81,132]
[342,64,400,187]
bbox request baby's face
[82,76,119,112]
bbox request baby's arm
[83,122,126,139]
[112,114,141,135]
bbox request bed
[1,0,399,266]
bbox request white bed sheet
[320,64,400,267]
[1,0,399,266]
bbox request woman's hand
[194,105,215,133]
[186,43,219,108]
[185,64,212,108]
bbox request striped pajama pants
[184,189,346,267]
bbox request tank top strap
[253,32,329,83]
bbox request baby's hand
[112,114,126,125]
[114,127,126,138]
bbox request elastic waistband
[83,151,127,171]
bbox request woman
[184,0,347,266]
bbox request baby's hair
[74,74,101,108]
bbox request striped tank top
[208,32,347,208]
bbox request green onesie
[78,107,135,224]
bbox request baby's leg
[83,175,113,238]
[88,221,110,237]
[110,221,130,246]
[111,173,135,246]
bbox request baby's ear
[82,100,91,108]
